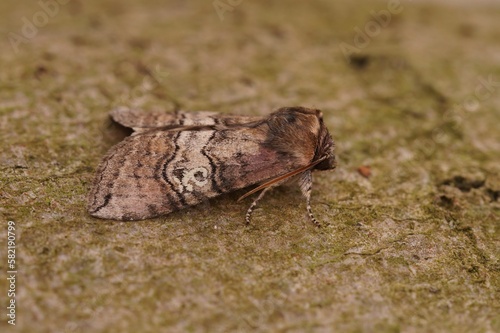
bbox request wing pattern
[88,110,302,220]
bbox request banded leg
[245,187,270,225]
[299,171,321,227]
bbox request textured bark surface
[1,0,499,332]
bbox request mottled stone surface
[1,0,499,332]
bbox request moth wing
[87,124,305,221]
[87,130,179,220]
[111,107,262,132]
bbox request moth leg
[299,170,321,227]
[245,187,271,225]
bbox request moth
[87,106,336,226]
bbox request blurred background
[1,1,499,332]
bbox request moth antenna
[237,156,327,202]
[245,187,271,225]
[299,171,321,227]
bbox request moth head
[313,110,336,171]
[267,107,336,171]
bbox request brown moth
[87,106,336,226]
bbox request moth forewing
[87,106,336,225]
[111,107,262,131]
